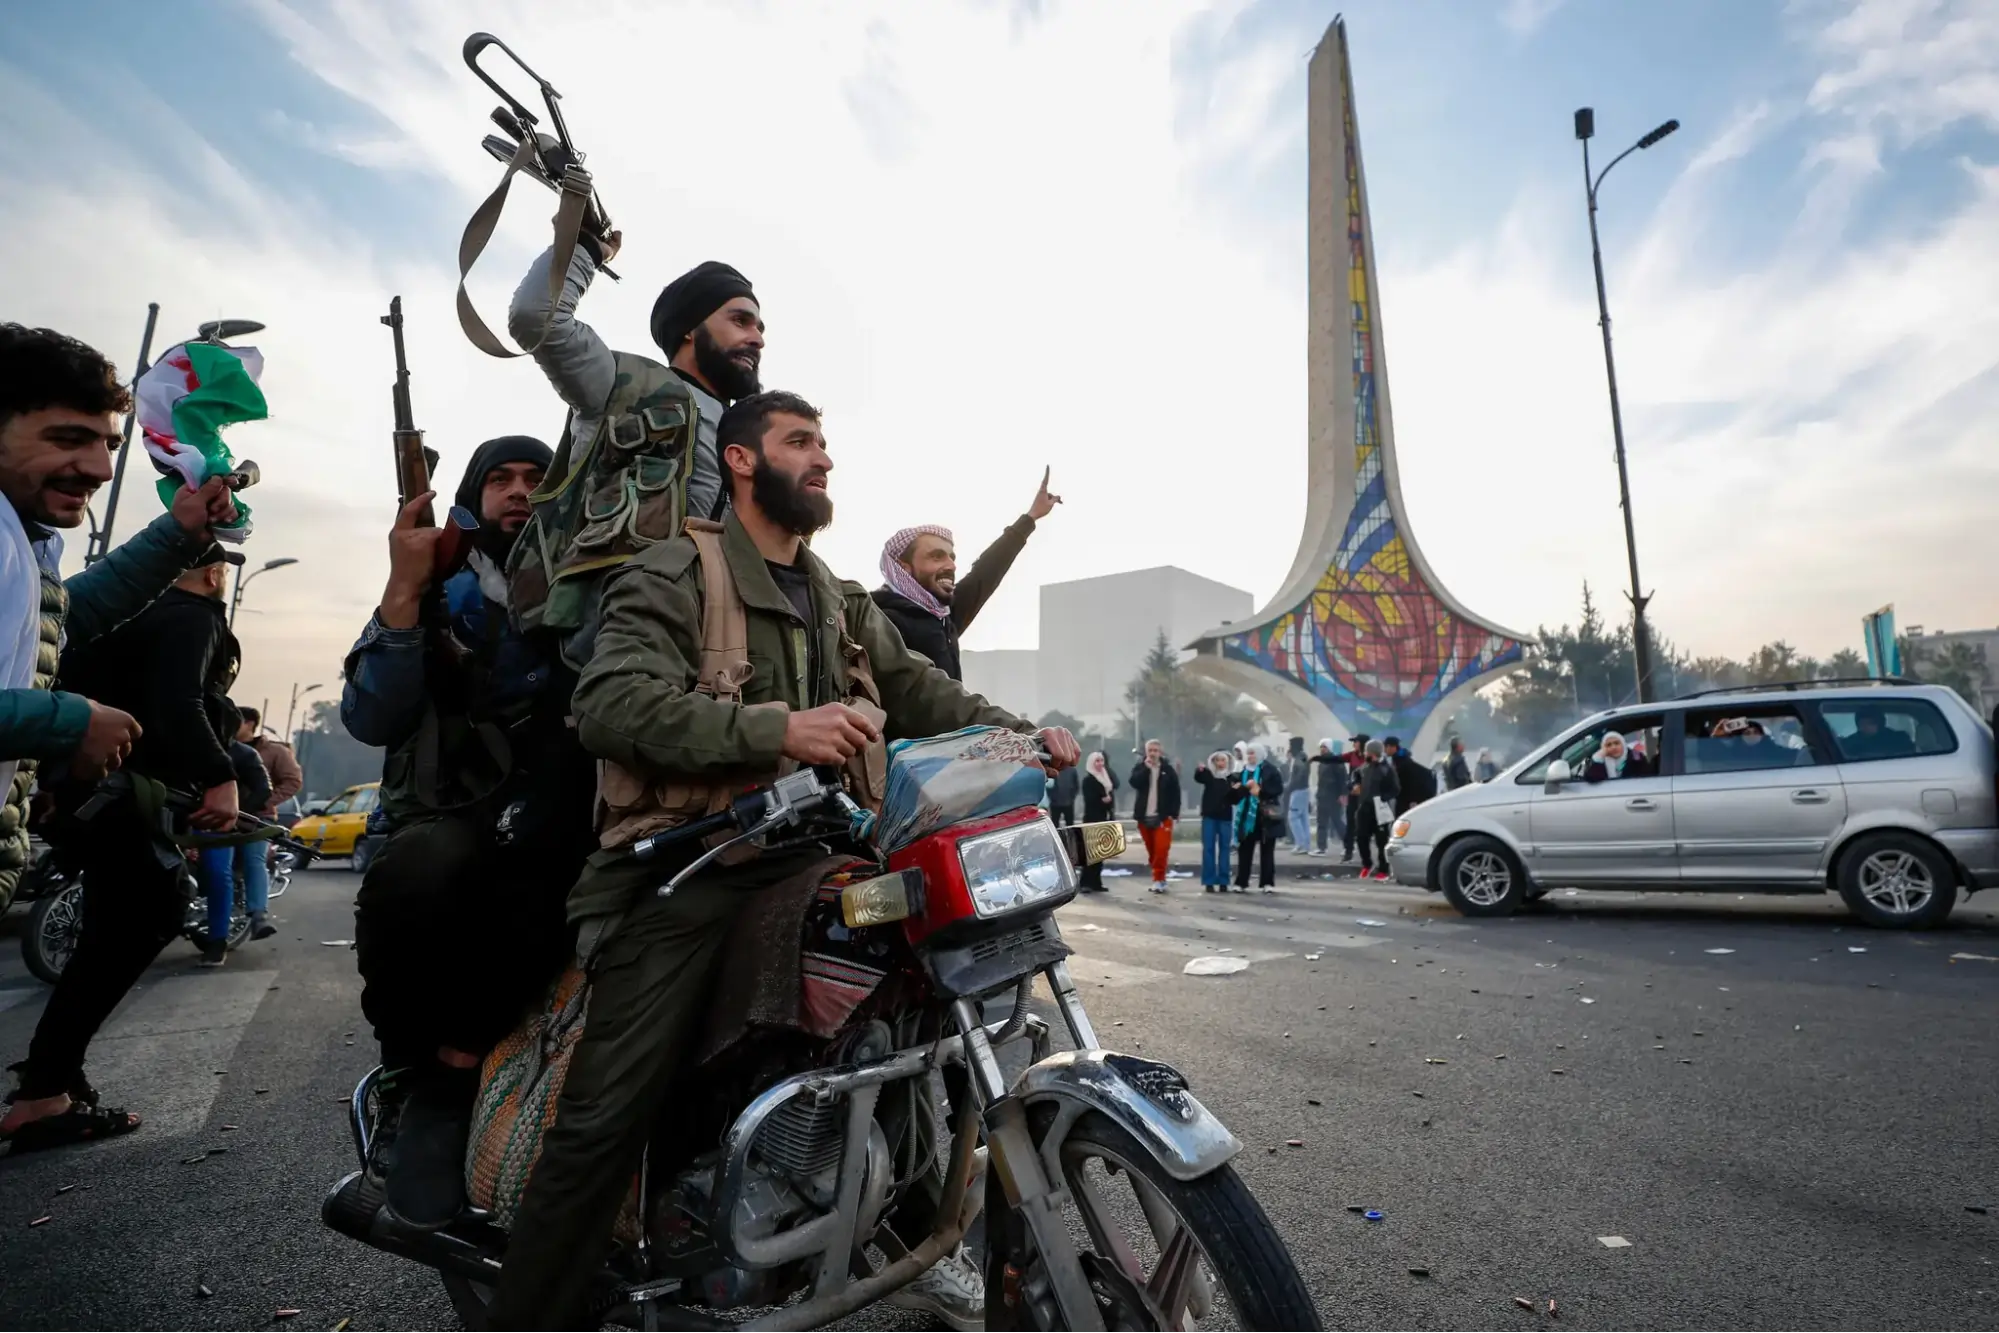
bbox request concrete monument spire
[1186,16,1525,756]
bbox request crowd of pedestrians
[1046,730,1509,891]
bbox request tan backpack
[596,520,886,856]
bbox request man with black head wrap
[511,230,762,525]
[339,434,599,1231]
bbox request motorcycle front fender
[1014,1049,1241,1185]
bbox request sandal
[1,1103,141,1154]
[5,1062,99,1109]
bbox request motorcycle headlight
[957,817,1075,918]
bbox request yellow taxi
[290,782,381,857]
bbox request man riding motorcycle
[341,434,597,1230]
[486,390,1078,1330]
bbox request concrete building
[960,648,1041,721]
[1037,566,1254,723]
[1183,17,1526,757]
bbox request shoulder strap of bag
[685,521,753,703]
[456,136,596,359]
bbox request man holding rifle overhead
[341,392,595,1227]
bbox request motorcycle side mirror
[1543,759,1573,793]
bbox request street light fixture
[89,314,266,565]
[1575,107,1679,704]
[229,556,300,628]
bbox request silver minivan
[1385,681,1999,928]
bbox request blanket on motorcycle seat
[467,854,898,1233]
[696,852,891,1063]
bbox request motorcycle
[22,809,314,985]
[323,743,1320,1330]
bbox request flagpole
[87,302,161,565]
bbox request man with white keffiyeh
[869,466,1061,681]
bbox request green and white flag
[136,341,267,541]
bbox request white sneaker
[887,1243,986,1330]
[1149,881,1169,894]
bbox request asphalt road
[2,853,1997,1330]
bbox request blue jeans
[1200,817,1233,886]
[199,842,270,944]
[1286,789,1312,848]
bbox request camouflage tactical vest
[505,351,696,670]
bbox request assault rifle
[381,296,478,577]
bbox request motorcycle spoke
[1144,1221,1200,1326]
[1063,1155,1150,1284]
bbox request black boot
[382,1063,479,1231]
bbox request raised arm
[510,243,616,418]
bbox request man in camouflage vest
[510,226,762,531]
[487,390,1080,1329]
[0,323,237,1153]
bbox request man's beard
[693,326,760,402]
[750,455,833,537]
[919,574,955,605]
[476,518,522,563]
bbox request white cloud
[1500,0,1569,38]
[1,0,1994,730]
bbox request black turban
[455,434,552,516]
[650,261,755,357]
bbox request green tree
[1742,640,1821,685]
[293,697,384,803]
[1822,647,1867,678]
[1118,630,1264,772]
[1905,638,1991,707]
[1038,709,1115,762]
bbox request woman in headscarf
[1475,748,1500,783]
[1193,750,1237,892]
[1353,738,1401,879]
[1077,751,1118,891]
[1583,730,1652,783]
[1230,744,1284,893]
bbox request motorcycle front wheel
[23,880,84,984]
[986,1109,1321,1331]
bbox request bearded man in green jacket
[488,389,1079,1329]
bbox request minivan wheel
[1439,837,1526,917]
[1836,833,1957,930]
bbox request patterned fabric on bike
[465,967,641,1240]
[695,853,898,1064]
[865,725,1050,853]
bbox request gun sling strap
[456,134,596,360]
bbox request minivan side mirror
[1544,759,1573,792]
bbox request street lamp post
[89,315,265,564]
[229,556,300,628]
[284,681,324,747]
[1575,107,1678,705]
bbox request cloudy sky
[4,0,1995,722]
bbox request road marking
[83,968,277,1141]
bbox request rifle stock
[383,298,477,580]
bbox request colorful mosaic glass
[1220,39,1522,738]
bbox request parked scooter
[323,740,1320,1330]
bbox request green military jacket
[568,510,1032,920]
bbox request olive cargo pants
[486,850,819,1330]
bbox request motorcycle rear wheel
[23,880,84,984]
[987,1109,1321,1331]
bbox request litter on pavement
[320,940,354,947]
[1847,947,1867,953]
[1950,952,1998,962]
[1103,867,1135,878]
[1579,997,1595,1005]
[1304,952,1323,961]
[1596,1236,1632,1248]
[1182,956,1249,976]
[1356,918,1387,927]
[1704,948,1735,954]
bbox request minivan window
[1519,714,1666,784]
[1683,706,1823,774]
[1819,698,1957,763]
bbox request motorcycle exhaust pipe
[321,1172,508,1290]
